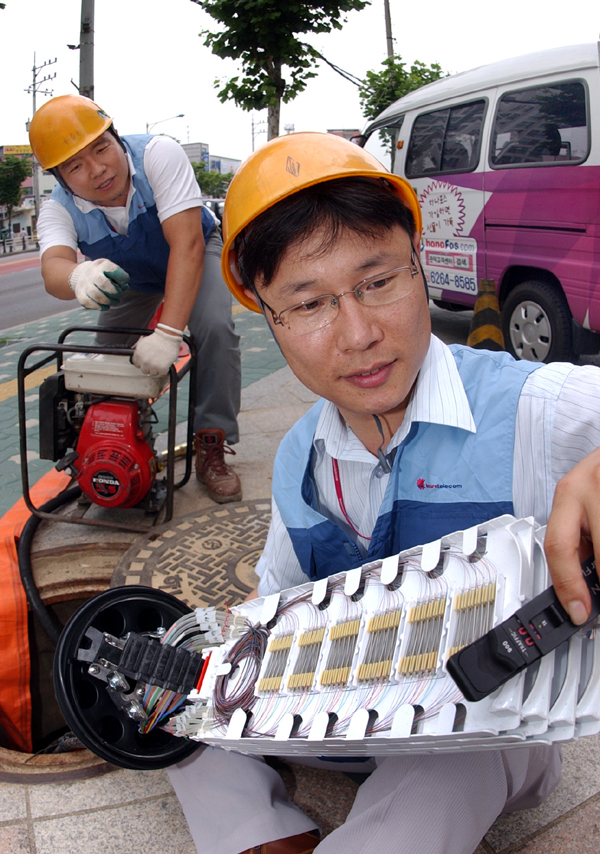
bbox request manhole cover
[111,500,271,607]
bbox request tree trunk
[267,100,280,140]
[266,56,284,140]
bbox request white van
[359,43,600,362]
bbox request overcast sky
[1,0,599,164]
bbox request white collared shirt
[255,335,600,595]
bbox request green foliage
[191,161,233,198]
[0,155,32,226]
[193,0,369,137]
[359,56,447,153]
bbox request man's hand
[131,328,182,377]
[68,259,130,310]
[544,446,600,625]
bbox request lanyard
[331,458,372,541]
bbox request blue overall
[49,134,215,294]
[273,346,541,580]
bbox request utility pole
[251,113,267,152]
[79,0,94,99]
[25,53,57,229]
[384,0,393,58]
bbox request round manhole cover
[111,500,272,607]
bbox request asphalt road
[0,251,75,332]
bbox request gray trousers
[95,231,241,443]
[167,743,561,854]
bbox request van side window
[406,100,486,178]
[491,81,588,167]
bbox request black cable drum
[53,585,202,770]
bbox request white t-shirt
[37,135,203,256]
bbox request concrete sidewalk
[0,306,598,853]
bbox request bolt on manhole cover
[111,500,271,607]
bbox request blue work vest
[50,134,215,295]
[273,346,541,581]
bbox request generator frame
[17,325,197,534]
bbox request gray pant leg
[93,289,164,348]
[167,746,317,854]
[314,745,561,854]
[188,231,241,442]
[169,745,560,854]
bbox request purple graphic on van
[362,42,600,360]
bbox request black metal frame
[17,325,197,533]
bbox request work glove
[68,259,130,310]
[131,328,182,377]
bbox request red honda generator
[18,325,196,529]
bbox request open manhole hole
[2,501,271,781]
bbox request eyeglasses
[260,249,421,336]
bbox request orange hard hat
[28,94,113,171]
[221,132,422,313]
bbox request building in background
[182,142,241,177]
[0,144,56,238]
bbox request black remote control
[446,555,600,702]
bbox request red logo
[416,478,462,490]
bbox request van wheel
[502,280,574,363]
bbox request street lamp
[146,113,185,134]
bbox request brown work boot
[239,831,320,854]
[194,428,242,503]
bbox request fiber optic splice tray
[55,515,600,770]
[167,515,600,756]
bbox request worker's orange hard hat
[28,94,113,171]
[221,132,423,313]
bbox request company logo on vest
[417,478,463,490]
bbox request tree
[191,162,233,198]
[192,0,369,139]
[359,55,447,164]
[0,155,32,230]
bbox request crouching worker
[167,132,600,853]
[28,95,242,503]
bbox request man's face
[249,224,431,437]
[57,131,130,206]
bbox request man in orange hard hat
[164,131,600,854]
[29,94,242,503]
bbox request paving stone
[28,768,173,818]
[33,794,196,854]
[486,737,600,850]
[0,824,32,854]
[510,796,600,853]
[0,783,27,820]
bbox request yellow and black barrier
[466,279,505,351]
